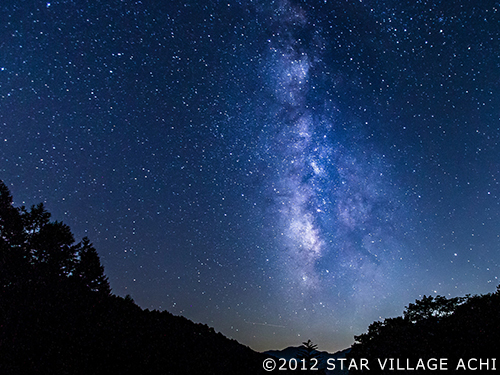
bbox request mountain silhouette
[265,344,351,374]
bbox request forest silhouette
[347,289,500,373]
[1,179,498,374]
[0,180,270,374]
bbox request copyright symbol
[263,358,276,371]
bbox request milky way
[1,0,499,353]
[258,1,406,304]
[264,1,327,288]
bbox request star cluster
[1,0,499,352]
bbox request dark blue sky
[1,0,499,352]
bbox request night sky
[1,0,499,353]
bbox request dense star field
[1,0,499,352]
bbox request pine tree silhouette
[298,339,322,372]
[0,179,111,293]
[74,237,111,295]
[0,181,27,290]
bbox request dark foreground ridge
[0,180,268,375]
[348,289,500,374]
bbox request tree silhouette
[0,182,27,290]
[348,289,500,374]
[403,294,466,323]
[73,237,111,295]
[298,339,322,372]
[0,180,110,293]
[0,179,273,375]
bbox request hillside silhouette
[0,180,269,374]
[348,289,500,373]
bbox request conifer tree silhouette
[298,339,322,372]
[0,179,110,293]
[74,237,111,295]
[0,181,26,290]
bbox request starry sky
[1,0,499,353]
